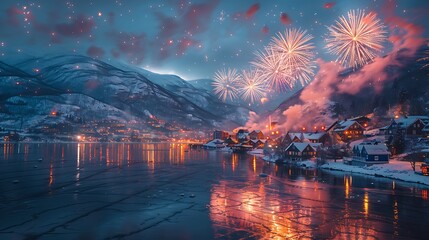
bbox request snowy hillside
[0,55,250,133]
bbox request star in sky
[0,0,427,79]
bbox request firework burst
[212,68,241,102]
[325,9,386,68]
[270,28,316,85]
[238,69,267,103]
[251,47,292,92]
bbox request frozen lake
[1,143,429,239]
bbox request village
[202,115,429,177]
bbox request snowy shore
[259,154,429,186]
[320,159,429,186]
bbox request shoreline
[319,159,429,187]
[259,155,429,187]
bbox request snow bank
[320,160,429,186]
[248,149,264,156]
[297,160,317,168]
[263,155,279,163]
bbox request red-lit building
[327,120,365,142]
[249,130,264,140]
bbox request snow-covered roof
[286,142,321,152]
[354,145,363,152]
[308,143,322,150]
[250,130,262,134]
[288,132,303,140]
[288,132,326,141]
[204,139,225,147]
[379,125,389,130]
[394,116,429,128]
[304,132,326,140]
[362,144,390,155]
[237,132,249,139]
[349,116,370,121]
[334,120,361,131]
[291,142,308,152]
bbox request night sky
[0,0,427,80]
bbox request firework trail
[238,69,267,103]
[212,68,241,102]
[251,47,292,92]
[418,42,429,69]
[270,28,316,85]
[325,9,386,68]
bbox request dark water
[0,143,429,239]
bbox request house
[348,142,390,166]
[249,130,264,140]
[349,116,371,128]
[284,142,322,160]
[213,130,229,140]
[250,139,266,148]
[381,116,429,136]
[236,129,249,142]
[203,139,226,149]
[285,132,331,145]
[284,132,305,144]
[328,120,365,142]
[224,136,237,146]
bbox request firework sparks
[270,28,316,86]
[422,50,429,68]
[418,42,429,69]
[238,69,267,103]
[251,47,292,92]
[325,9,386,68]
[212,68,240,102]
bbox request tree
[404,152,426,172]
[388,126,406,155]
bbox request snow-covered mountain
[0,55,250,133]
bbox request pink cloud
[245,1,425,132]
[109,31,146,64]
[261,25,269,34]
[245,3,260,19]
[86,45,105,58]
[323,2,336,9]
[177,37,199,55]
[183,0,220,34]
[280,13,292,25]
[55,15,95,37]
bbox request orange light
[345,131,348,134]
[276,131,279,134]
[51,112,56,116]
[395,115,399,119]
[302,127,306,131]
[271,132,274,135]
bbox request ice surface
[1,143,429,239]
